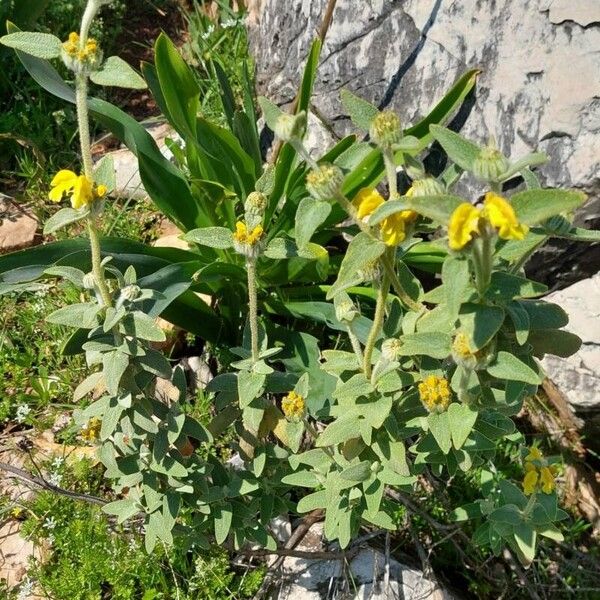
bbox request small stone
[0,195,39,253]
[185,356,214,390]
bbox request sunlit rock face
[249,0,600,287]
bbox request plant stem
[75,0,112,307]
[247,258,259,363]
[522,492,537,520]
[472,233,493,298]
[383,150,398,199]
[363,272,390,377]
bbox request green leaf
[102,498,139,523]
[326,233,386,299]
[44,266,85,287]
[364,478,384,516]
[487,351,541,385]
[520,300,568,330]
[281,470,320,488]
[450,502,482,522]
[513,522,537,565]
[427,412,452,454]
[486,272,547,301]
[154,33,199,138]
[459,304,505,350]
[297,490,328,513]
[316,416,361,447]
[298,39,321,116]
[510,189,587,225]
[125,311,166,342]
[214,503,233,545]
[103,351,130,395]
[397,332,452,359]
[237,370,266,408]
[406,194,464,223]
[500,152,548,181]
[257,96,283,133]
[183,227,233,248]
[0,31,61,58]
[339,461,372,482]
[368,198,412,226]
[94,154,116,193]
[43,207,89,234]
[442,256,470,317]
[47,302,100,329]
[90,56,147,89]
[506,301,530,345]
[295,198,331,248]
[340,89,379,131]
[429,125,481,171]
[448,402,478,450]
[554,226,600,242]
[528,329,582,358]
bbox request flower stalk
[363,270,390,377]
[246,258,260,363]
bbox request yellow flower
[540,467,556,494]
[523,469,539,495]
[418,375,451,413]
[380,210,417,246]
[281,391,305,420]
[49,169,103,209]
[63,31,79,56]
[482,192,528,241]
[448,203,482,250]
[353,188,384,220]
[522,446,557,496]
[233,221,263,246]
[525,446,543,463]
[80,417,101,443]
[452,332,474,360]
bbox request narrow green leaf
[340,89,379,131]
[429,125,481,171]
[43,207,89,234]
[295,198,331,248]
[511,189,587,225]
[183,227,233,249]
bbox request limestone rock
[541,272,600,413]
[249,0,600,286]
[278,523,452,599]
[0,195,39,254]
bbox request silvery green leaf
[44,207,89,234]
[94,154,116,192]
[183,226,233,248]
[0,31,61,59]
[90,55,147,89]
[295,197,331,249]
[340,89,379,131]
[47,302,100,329]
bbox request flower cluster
[61,32,101,71]
[281,391,305,420]
[418,375,451,413]
[306,163,344,201]
[448,192,528,251]
[80,416,101,443]
[354,187,417,246]
[49,170,107,210]
[233,221,263,246]
[522,446,557,495]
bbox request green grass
[2,458,264,600]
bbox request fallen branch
[0,460,106,507]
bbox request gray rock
[249,0,600,287]
[277,523,451,599]
[541,272,600,413]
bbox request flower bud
[472,142,509,182]
[83,272,97,290]
[305,163,344,201]
[407,177,445,197]
[244,191,267,229]
[370,111,402,149]
[120,284,141,302]
[274,111,307,142]
[381,338,402,361]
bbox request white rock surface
[541,272,600,412]
[278,523,451,599]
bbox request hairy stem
[383,150,398,199]
[472,233,493,298]
[363,272,389,377]
[347,326,364,365]
[87,220,112,306]
[247,258,259,362]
